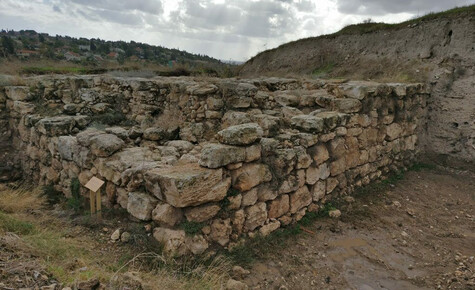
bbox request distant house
[79,44,90,51]
[107,52,118,59]
[93,54,104,61]
[64,51,81,61]
[16,49,40,58]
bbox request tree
[90,40,97,51]
[1,36,14,55]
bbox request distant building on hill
[16,49,40,58]
[79,44,91,51]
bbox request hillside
[0,30,230,75]
[240,5,475,170]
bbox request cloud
[336,0,474,15]
[70,0,163,14]
[0,0,470,61]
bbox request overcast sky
[0,0,473,61]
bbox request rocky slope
[240,7,475,170]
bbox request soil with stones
[243,168,475,290]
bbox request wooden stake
[96,188,102,220]
[89,189,96,216]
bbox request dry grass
[0,185,45,213]
[156,107,185,130]
[0,185,231,289]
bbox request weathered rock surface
[217,123,263,145]
[144,164,230,207]
[152,203,183,227]
[199,143,246,168]
[127,192,158,221]
[89,134,125,157]
[231,163,272,192]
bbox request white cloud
[0,0,469,61]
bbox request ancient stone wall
[0,76,428,255]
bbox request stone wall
[0,75,428,255]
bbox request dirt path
[243,169,475,289]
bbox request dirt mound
[240,7,475,171]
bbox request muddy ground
[243,168,475,290]
[0,167,474,289]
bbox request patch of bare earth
[243,168,475,289]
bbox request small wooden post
[85,176,105,220]
[89,189,96,215]
[96,187,102,220]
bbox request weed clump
[0,212,35,234]
[67,177,83,212]
[42,184,63,205]
[180,220,205,236]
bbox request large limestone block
[231,163,272,192]
[152,203,183,227]
[330,157,347,176]
[12,101,35,115]
[259,220,281,237]
[268,194,290,219]
[244,202,267,231]
[57,136,80,161]
[306,162,330,185]
[291,115,324,133]
[199,143,246,168]
[143,127,167,141]
[76,128,105,146]
[222,111,252,128]
[308,144,329,165]
[89,134,125,157]
[311,181,326,201]
[144,164,230,207]
[332,98,362,113]
[153,227,187,256]
[184,203,221,222]
[127,192,158,221]
[290,186,312,213]
[105,127,129,139]
[5,86,32,101]
[386,123,403,141]
[35,116,76,136]
[210,218,232,246]
[251,114,280,137]
[312,111,349,130]
[217,123,263,145]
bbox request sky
[0,0,473,61]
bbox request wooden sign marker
[85,176,105,220]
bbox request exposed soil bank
[240,11,475,170]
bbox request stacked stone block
[0,76,428,255]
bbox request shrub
[180,220,205,236]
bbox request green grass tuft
[312,62,335,76]
[0,211,36,235]
[180,220,205,236]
